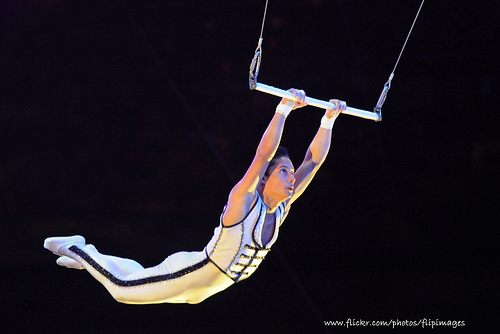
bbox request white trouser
[67,244,234,304]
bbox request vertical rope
[258,0,269,41]
[391,0,426,74]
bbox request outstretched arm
[289,99,346,205]
[222,89,306,226]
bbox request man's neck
[259,191,282,214]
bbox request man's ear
[258,176,268,191]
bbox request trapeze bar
[255,82,381,121]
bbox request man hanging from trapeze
[44,89,347,304]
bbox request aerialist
[44,89,346,304]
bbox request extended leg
[44,236,233,304]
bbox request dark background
[1,0,497,333]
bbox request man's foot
[44,235,86,256]
[56,256,85,270]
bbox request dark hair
[265,146,290,176]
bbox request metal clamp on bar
[254,82,382,121]
[372,73,394,122]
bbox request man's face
[263,157,296,200]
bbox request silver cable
[374,0,426,120]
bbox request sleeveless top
[204,194,288,283]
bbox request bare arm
[222,89,306,226]
[289,99,346,205]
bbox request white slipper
[44,235,85,256]
[56,256,85,270]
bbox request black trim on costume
[208,194,277,283]
[232,246,262,283]
[205,249,235,282]
[69,246,210,287]
[251,200,265,247]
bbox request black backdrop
[1,1,497,333]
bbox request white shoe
[56,256,85,270]
[44,235,86,256]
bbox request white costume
[45,194,288,304]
